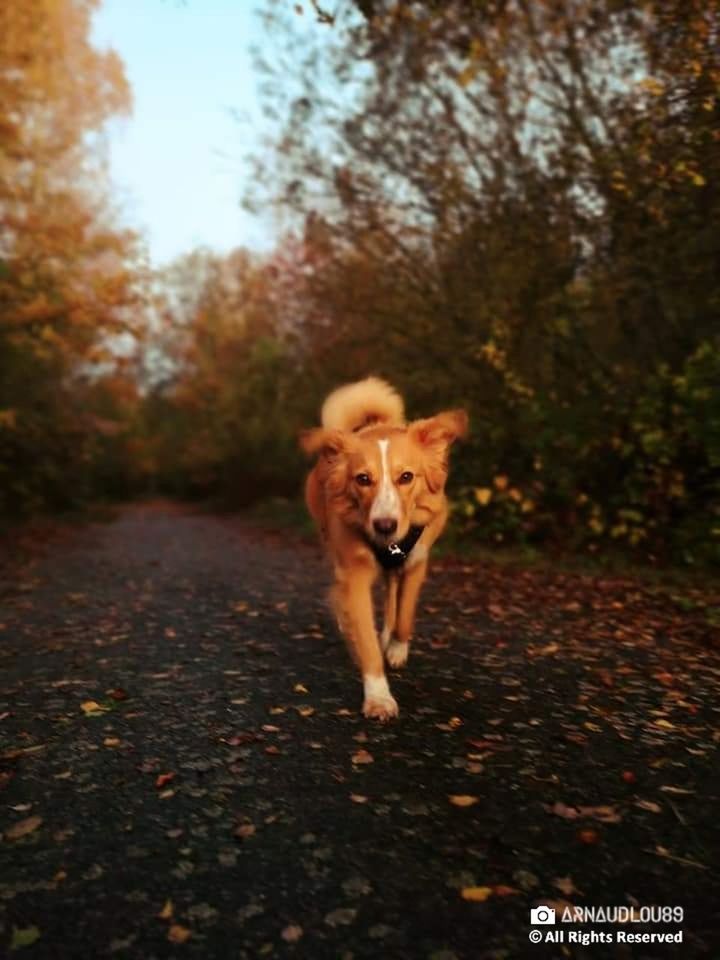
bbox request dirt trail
[1,503,718,959]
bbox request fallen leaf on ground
[155,773,175,789]
[281,925,303,942]
[234,823,256,840]
[546,802,621,823]
[324,908,357,927]
[1,745,45,760]
[5,815,43,840]
[351,749,374,765]
[158,900,173,920]
[350,794,369,803]
[528,642,559,656]
[448,795,479,807]
[167,924,191,943]
[10,926,41,951]
[577,828,600,844]
[461,886,493,902]
[553,876,580,896]
[81,701,108,716]
[294,683,309,694]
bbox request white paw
[362,674,399,721]
[362,694,399,722]
[380,625,393,651]
[386,640,409,669]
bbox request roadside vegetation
[1,1,718,568]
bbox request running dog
[301,377,467,720]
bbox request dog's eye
[355,473,372,486]
[398,471,414,484]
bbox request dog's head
[301,410,468,546]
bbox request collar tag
[369,525,424,570]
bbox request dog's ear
[409,409,468,448]
[299,427,346,459]
[409,410,468,493]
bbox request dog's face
[303,410,467,546]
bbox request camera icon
[530,906,556,925]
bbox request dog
[301,377,467,720]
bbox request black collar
[368,525,424,571]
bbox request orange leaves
[80,700,108,716]
[448,795,479,808]
[4,815,43,841]
[234,823,256,840]
[157,900,174,920]
[461,884,517,902]
[167,924,191,944]
[460,886,493,902]
[545,802,621,824]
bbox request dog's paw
[386,640,409,669]
[380,625,393,652]
[362,694,399,722]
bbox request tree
[0,0,142,518]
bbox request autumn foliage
[1,0,718,566]
[0,0,142,516]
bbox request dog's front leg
[381,572,399,653]
[334,564,399,721]
[387,559,428,668]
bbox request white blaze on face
[370,438,400,525]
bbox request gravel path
[1,503,718,959]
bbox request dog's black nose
[373,517,398,536]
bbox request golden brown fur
[301,377,467,719]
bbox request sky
[92,0,279,266]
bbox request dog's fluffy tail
[321,377,405,432]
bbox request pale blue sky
[92,0,279,265]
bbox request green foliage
[2,0,717,570]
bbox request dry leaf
[552,876,580,896]
[461,886,493,901]
[5,815,43,840]
[351,749,374,765]
[10,926,41,950]
[350,794,369,803]
[167,924,191,943]
[81,700,108,716]
[158,899,174,920]
[577,828,599,844]
[546,802,620,823]
[281,924,304,942]
[234,823,256,840]
[448,795,478,807]
[294,683,309,694]
[155,773,175,789]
